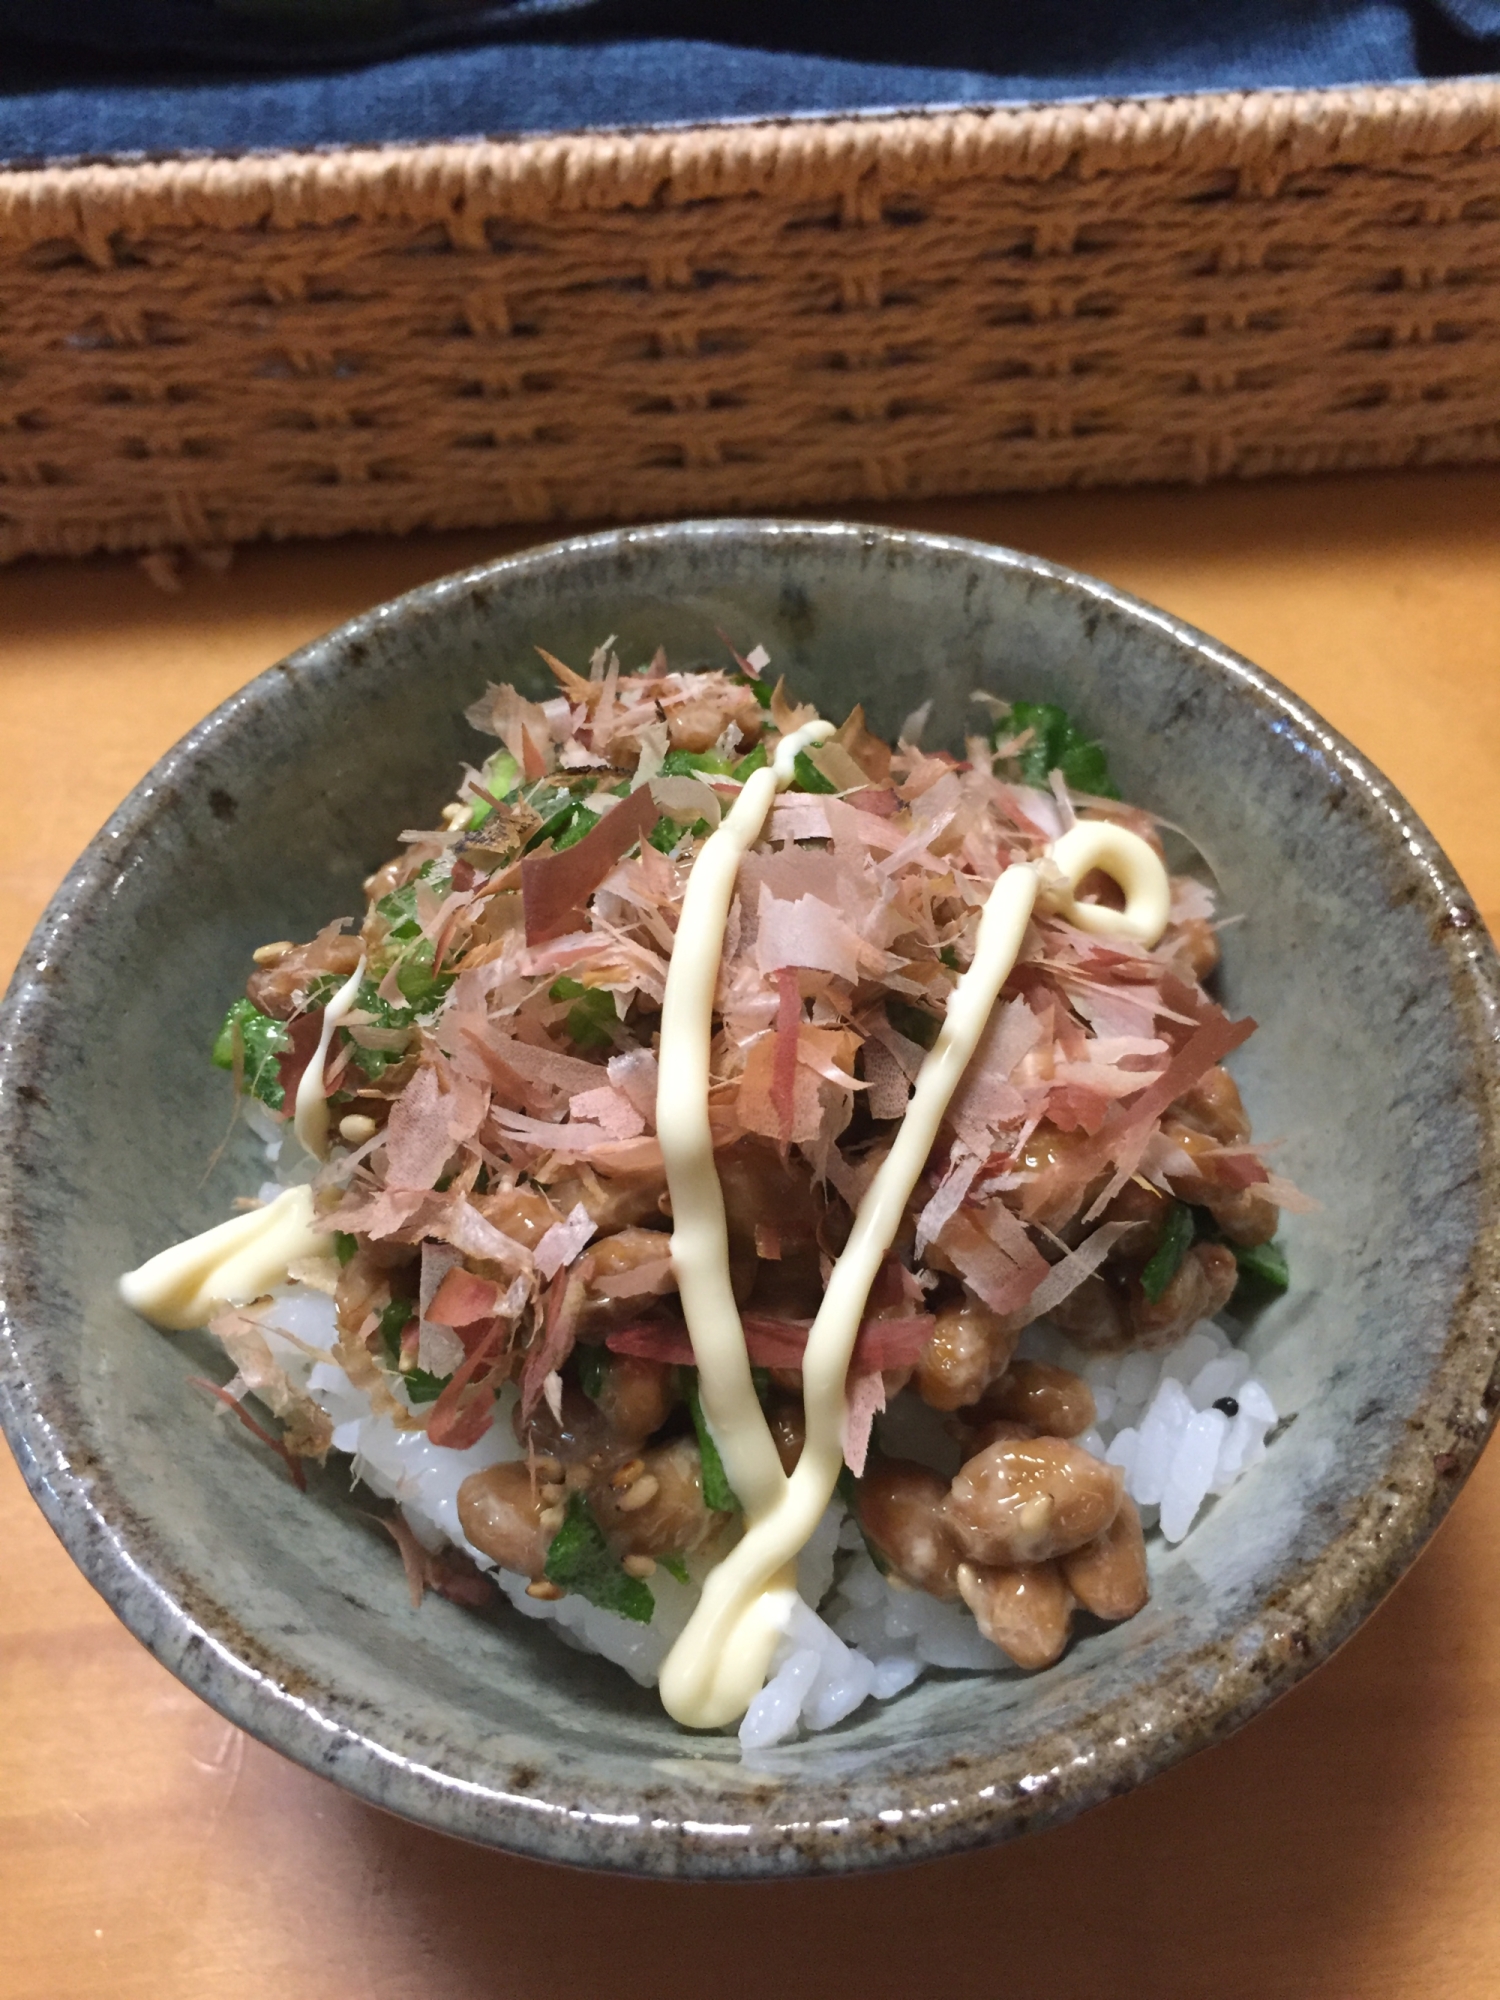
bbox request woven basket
[3,79,1500,563]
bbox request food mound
[122,642,1300,1752]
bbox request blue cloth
[0,2,1495,169]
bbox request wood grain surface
[3,471,1498,2000]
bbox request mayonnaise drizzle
[655,718,835,1527]
[656,747,1173,1729]
[123,956,364,1327]
[119,1184,326,1331]
[294,954,367,1160]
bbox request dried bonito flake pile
[199,642,1304,1725]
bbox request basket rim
[5,73,1500,248]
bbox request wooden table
[4,473,1499,2000]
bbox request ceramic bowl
[2,521,1497,1879]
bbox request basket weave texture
[3,81,1500,562]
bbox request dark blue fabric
[1,2,1495,170]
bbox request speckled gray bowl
[2,521,1497,1879]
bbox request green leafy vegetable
[211,998,292,1109]
[1233,1239,1290,1298]
[401,1366,452,1405]
[939,945,961,970]
[648,814,711,854]
[377,1296,449,1400]
[464,750,520,830]
[549,976,617,1052]
[374,868,428,941]
[1002,700,1120,800]
[684,1375,740,1512]
[1140,1201,1196,1303]
[522,800,585,855]
[732,669,773,710]
[660,747,735,778]
[392,938,454,1014]
[336,980,414,1080]
[732,744,768,780]
[657,1552,691,1585]
[543,1492,655,1623]
[885,997,941,1051]
[576,1344,608,1403]
[481,747,520,798]
[333,1231,358,1267]
[370,865,456,1018]
[553,806,601,852]
[379,1296,415,1366]
[791,748,837,794]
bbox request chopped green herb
[378,1296,414,1366]
[375,862,441,942]
[733,669,773,709]
[657,1552,691,1585]
[1002,700,1121,800]
[576,1344,608,1403]
[549,975,618,1052]
[481,747,520,799]
[732,744,768,781]
[211,997,292,1109]
[522,801,585,855]
[401,1366,451,1405]
[393,938,454,1015]
[543,1491,655,1623]
[885,997,941,1051]
[939,945,961,971]
[660,747,735,778]
[370,866,456,1018]
[647,814,711,854]
[333,1231,358,1267]
[553,805,600,852]
[1233,1239,1290,1297]
[791,748,837,794]
[1141,1201,1196,1303]
[684,1375,740,1512]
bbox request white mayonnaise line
[1046,822,1171,942]
[294,954,367,1160]
[119,1184,326,1332]
[656,718,835,1528]
[658,804,1171,1729]
[123,956,365,1327]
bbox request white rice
[247,1283,1279,1752]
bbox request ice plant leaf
[1002,700,1120,800]
[544,1492,655,1623]
[211,998,292,1109]
[791,749,837,794]
[685,1375,740,1512]
[1141,1201,1195,1303]
[885,997,940,1051]
[549,976,617,1051]
[1233,1239,1290,1297]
